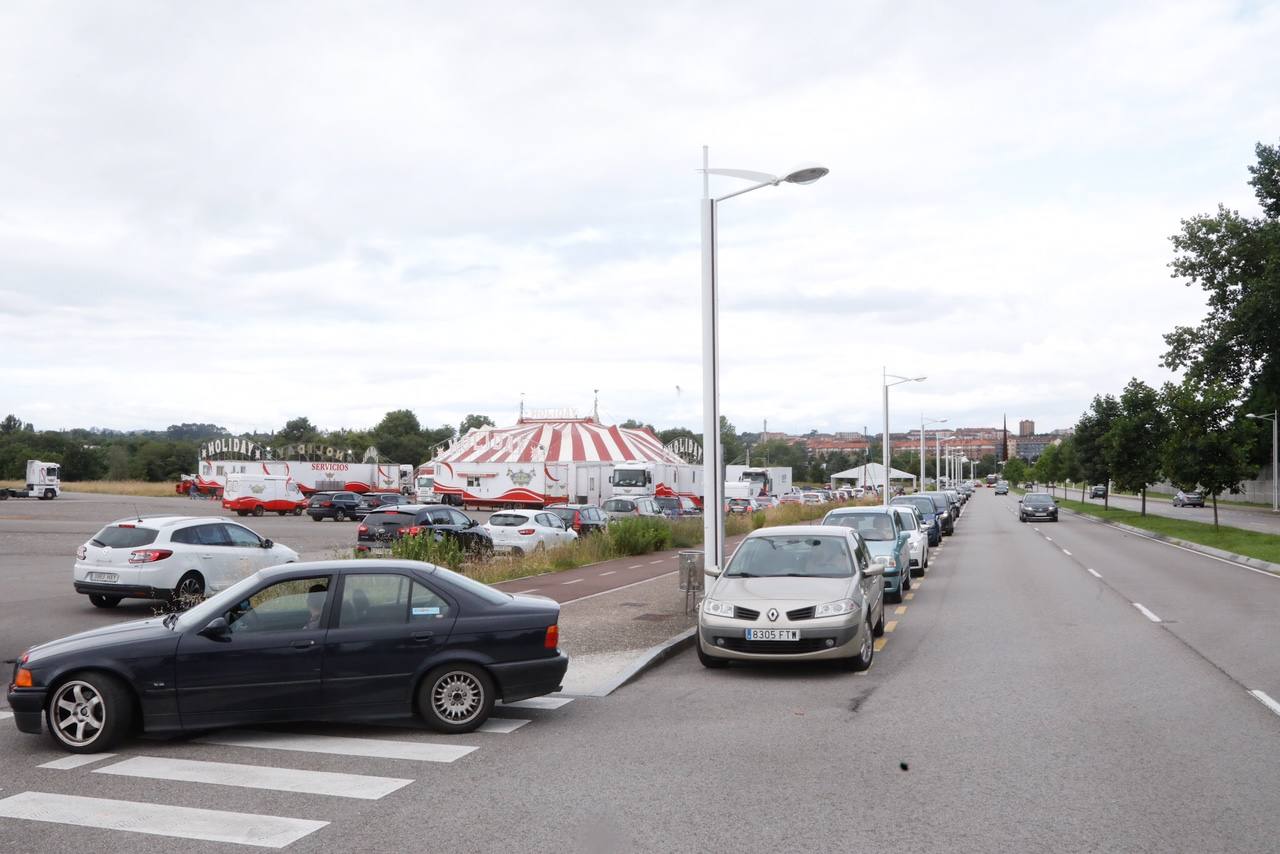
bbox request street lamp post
[700,147,828,577]
[939,436,956,488]
[1245,411,1279,512]
[882,369,926,505]
[921,416,946,494]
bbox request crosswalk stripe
[477,717,530,733]
[0,710,12,721]
[39,753,116,770]
[0,791,326,848]
[94,756,412,800]
[195,730,477,763]
[500,696,574,710]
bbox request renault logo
[767,608,779,622]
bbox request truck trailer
[726,465,793,496]
[0,461,61,500]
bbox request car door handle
[291,639,315,649]
[411,631,434,642]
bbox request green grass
[1055,496,1280,565]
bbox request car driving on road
[1019,492,1059,522]
[696,526,884,671]
[1090,484,1107,498]
[10,560,568,752]
[1173,490,1205,507]
[994,481,1009,495]
[72,516,299,608]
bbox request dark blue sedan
[8,559,567,753]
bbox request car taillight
[572,512,582,531]
[544,624,559,649]
[76,546,86,560]
[129,548,173,563]
[321,501,333,508]
[518,528,536,535]
[358,524,368,533]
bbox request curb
[1060,508,1280,577]
[583,627,698,698]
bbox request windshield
[174,573,265,632]
[603,499,634,511]
[416,476,435,489]
[894,497,935,517]
[725,535,853,578]
[823,512,896,541]
[613,470,646,487]
[90,525,159,548]
[489,513,531,526]
[1025,494,1054,506]
[654,497,679,510]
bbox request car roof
[826,506,892,515]
[747,525,854,538]
[106,515,241,528]
[256,558,440,583]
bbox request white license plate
[88,572,119,583]
[745,629,799,641]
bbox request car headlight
[702,599,735,618]
[815,598,857,618]
[874,555,896,568]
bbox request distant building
[1014,434,1059,462]
[1019,419,1035,437]
[806,438,870,456]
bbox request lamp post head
[782,164,829,185]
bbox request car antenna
[134,504,143,524]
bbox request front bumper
[6,687,47,734]
[698,623,861,661]
[490,651,569,703]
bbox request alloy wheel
[50,680,106,747]
[432,671,485,725]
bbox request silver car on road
[697,526,886,671]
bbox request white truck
[726,465,793,497]
[0,460,62,500]
[222,474,308,517]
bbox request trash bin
[678,550,704,592]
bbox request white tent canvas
[830,463,917,488]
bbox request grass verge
[0,480,179,497]
[1055,496,1280,565]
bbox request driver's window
[227,577,330,633]
[449,510,471,527]
[430,510,453,525]
[223,525,262,547]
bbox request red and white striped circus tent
[425,417,700,508]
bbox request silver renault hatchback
[697,525,885,671]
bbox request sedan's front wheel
[334,510,347,522]
[697,641,729,668]
[46,672,132,753]
[842,619,875,672]
[418,663,495,734]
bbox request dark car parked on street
[7,560,568,752]
[354,492,408,519]
[922,492,956,536]
[356,504,493,555]
[1019,492,1059,522]
[545,503,609,536]
[307,491,363,522]
[891,495,943,546]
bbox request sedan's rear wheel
[334,510,347,522]
[173,572,205,603]
[418,663,495,734]
[843,619,874,672]
[46,672,132,753]
[88,594,121,609]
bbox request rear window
[91,525,159,548]
[824,512,896,541]
[430,566,512,605]
[603,499,635,511]
[368,510,418,525]
[547,508,576,521]
[489,513,531,527]
[654,497,679,510]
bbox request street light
[939,436,956,488]
[921,416,947,493]
[883,369,926,505]
[1245,411,1279,512]
[700,147,828,577]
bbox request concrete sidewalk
[491,535,750,696]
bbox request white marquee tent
[830,462,918,489]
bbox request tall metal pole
[700,146,724,578]
[920,416,926,494]
[882,368,890,506]
[935,433,941,490]
[1272,412,1278,513]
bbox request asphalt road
[3,493,1279,852]
[1063,488,1280,535]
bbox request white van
[222,474,306,517]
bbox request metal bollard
[678,550,705,615]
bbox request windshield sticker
[412,606,441,616]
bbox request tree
[1,414,24,435]
[459,414,495,436]
[1105,379,1168,515]
[1160,379,1253,529]
[1003,457,1029,486]
[276,417,320,444]
[1033,444,1063,495]
[1056,437,1083,494]
[1163,140,1280,467]
[719,416,745,469]
[1074,394,1121,508]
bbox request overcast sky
[2,1,1277,439]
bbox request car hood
[25,617,178,663]
[861,539,899,558]
[712,575,853,603]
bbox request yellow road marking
[884,620,898,633]
[895,606,907,615]
[904,593,915,600]
[874,638,887,652]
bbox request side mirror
[863,563,884,577]
[467,519,478,528]
[607,475,614,485]
[200,616,230,639]
[261,538,273,549]
[897,532,910,546]
[706,566,723,578]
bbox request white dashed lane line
[1133,603,1163,623]
[1087,568,1102,578]
[1248,690,1280,718]
[1062,549,1072,556]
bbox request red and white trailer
[195,459,411,497]
[427,417,702,509]
[222,474,308,516]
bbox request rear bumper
[6,687,47,734]
[490,652,569,703]
[74,581,167,599]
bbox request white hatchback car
[73,516,299,608]
[889,505,930,574]
[483,510,578,555]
